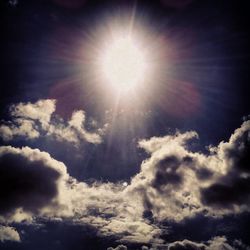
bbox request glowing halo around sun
[85,13,160,97]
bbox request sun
[98,34,148,92]
[83,12,162,100]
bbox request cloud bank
[128,120,250,221]
[0,99,250,247]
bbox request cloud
[200,120,250,210]
[207,236,235,250]
[0,145,71,222]
[0,99,105,146]
[127,131,205,221]
[168,239,207,250]
[49,110,103,144]
[0,226,20,242]
[72,181,162,244]
[0,145,160,244]
[106,236,236,250]
[138,131,198,154]
[10,99,56,130]
[126,120,250,222]
[100,218,162,244]
[233,239,250,250]
[0,119,39,141]
[107,244,128,250]
[1,114,250,245]
[168,236,234,250]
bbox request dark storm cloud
[201,121,250,209]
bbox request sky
[0,0,250,249]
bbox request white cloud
[200,120,250,212]
[107,245,127,250]
[0,99,105,146]
[0,145,160,244]
[71,180,162,244]
[66,110,102,144]
[0,226,20,242]
[0,119,39,141]
[107,236,236,250]
[207,236,234,250]
[1,114,250,245]
[127,120,250,221]
[127,131,204,221]
[167,236,235,250]
[10,99,56,129]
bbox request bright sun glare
[85,13,161,98]
[99,34,148,92]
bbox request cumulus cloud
[73,180,162,244]
[127,131,204,221]
[207,236,235,250]
[125,120,250,221]
[0,145,160,244]
[0,99,105,145]
[200,120,250,210]
[0,145,71,223]
[1,113,250,245]
[167,236,235,250]
[0,225,20,242]
[107,244,128,250]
